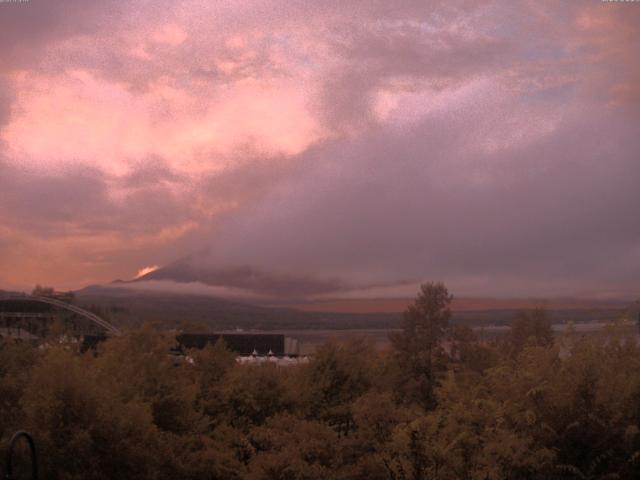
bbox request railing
[4,431,37,480]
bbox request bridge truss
[0,294,121,337]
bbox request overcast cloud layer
[0,0,638,298]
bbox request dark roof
[176,333,285,356]
[0,299,55,313]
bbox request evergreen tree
[390,282,452,409]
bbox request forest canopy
[1,283,639,480]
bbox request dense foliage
[1,283,639,479]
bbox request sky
[0,0,638,299]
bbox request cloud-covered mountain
[134,256,349,299]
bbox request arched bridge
[0,294,121,336]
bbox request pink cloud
[3,68,323,178]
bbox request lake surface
[269,321,638,354]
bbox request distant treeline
[1,283,640,479]
[452,306,627,327]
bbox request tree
[247,414,339,480]
[509,308,554,355]
[32,285,55,297]
[299,337,375,436]
[193,339,237,429]
[0,338,37,438]
[449,325,498,373]
[222,363,293,431]
[21,347,163,479]
[94,325,204,435]
[390,282,453,409]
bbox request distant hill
[73,285,632,331]
[74,285,401,331]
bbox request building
[175,333,300,357]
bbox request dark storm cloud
[175,100,640,297]
[164,0,638,298]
